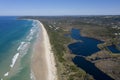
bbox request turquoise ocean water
[0,16,40,80]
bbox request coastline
[31,20,57,80]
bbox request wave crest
[10,53,19,68]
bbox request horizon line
[0,14,120,17]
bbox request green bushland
[41,21,94,80]
[19,16,120,80]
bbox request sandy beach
[31,20,57,80]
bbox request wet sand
[31,20,57,80]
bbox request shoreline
[31,20,57,80]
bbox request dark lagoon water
[68,28,114,80]
[107,45,120,53]
[68,28,103,56]
[73,56,114,80]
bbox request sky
[0,0,120,16]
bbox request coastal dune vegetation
[19,16,120,80]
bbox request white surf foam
[4,72,9,77]
[26,27,36,41]
[20,43,28,51]
[4,20,40,79]
[32,21,37,28]
[19,42,30,57]
[10,53,19,68]
[17,42,25,51]
[26,22,36,41]
[2,20,41,79]
[30,70,36,80]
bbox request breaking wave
[30,70,36,80]
[17,42,25,51]
[2,20,40,79]
[10,53,19,68]
[4,72,9,77]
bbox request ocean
[0,16,40,80]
